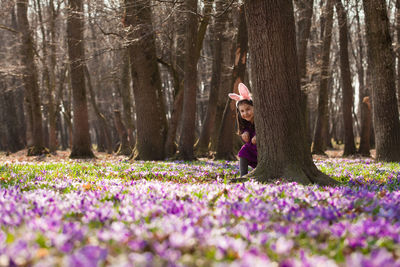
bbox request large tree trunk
[215,5,248,160]
[195,0,226,157]
[67,0,94,158]
[124,0,167,160]
[363,0,400,161]
[178,0,199,160]
[312,0,334,155]
[243,0,337,186]
[17,0,46,156]
[335,0,356,155]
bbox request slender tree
[178,0,199,160]
[363,0,400,161]
[312,0,334,155]
[216,5,248,160]
[243,0,337,185]
[17,0,46,156]
[294,0,314,144]
[67,0,94,158]
[196,0,227,156]
[396,0,400,110]
[335,0,356,155]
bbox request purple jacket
[238,125,257,168]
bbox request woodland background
[0,0,398,160]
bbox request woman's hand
[251,135,256,145]
[241,132,250,143]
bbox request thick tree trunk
[124,0,167,160]
[335,0,356,155]
[178,0,199,160]
[216,5,248,160]
[17,0,46,156]
[243,0,337,186]
[195,0,226,157]
[312,0,334,155]
[363,0,400,161]
[1,84,24,152]
[67,0,94,158]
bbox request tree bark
[312,0,334,155]
[124,0,167,160]
[335,0,356,155]
[215,5,248,160]
[67,0,94,158]
[17,0,46,156]
[243,0,337,186]
[363,0,400,161]
[178,0,199,160]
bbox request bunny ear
[228,93,241,101]
[238,83,251,100]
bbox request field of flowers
[0,153,400,266]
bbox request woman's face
[238,103,254,123]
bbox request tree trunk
[195,0,226,157]
[358,96,372,156]
[295,0,314,145]
[178,0,199,160]
[396,0,400,111]
[17,0,46,156]
[84,65,113,154]
[124,0,167,160]
[243,0,337,186]
[312,0,334,155]
[164,88,184,158]
[120,49,135,148]
[216,5,248,160]
[354,0,370,156]
[113,110,131,156]
[67,0,94,158]
[335,0,356,155]
[363,0,400,161]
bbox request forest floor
[0,148,399,266]
[0,148,376,162]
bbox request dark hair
[236,99,255,135]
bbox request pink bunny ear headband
[228,83,252,106]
